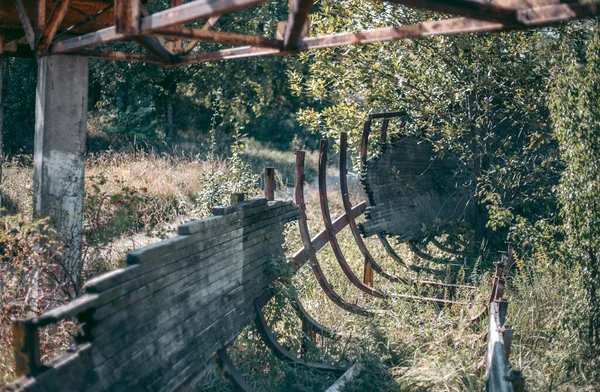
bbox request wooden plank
[35,0,71,56]
[114,0,140,35]
[151,27,281,48]
[13,0,36,50]
[283,0,313,49]
[95,253,280,389]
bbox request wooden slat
[36,0,71,56]
[152,27,280,48]
[283,0,313,49]
[13,0,35,50]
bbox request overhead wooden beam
[13,0,36,50]
[50,27,123,53]
[139,0,271,31]
[51,0,269,55]
[283,0,313,50]
[516,2,599,25]
[380,0,519,24]
[152,27,280,48]
[174,16,505,66]
[68,49,163,64]
[36,0,72,57]
[114,0,141,35]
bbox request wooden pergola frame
[4,0,599,66]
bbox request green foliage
[195,103,259,217]
[293,1,561,255]
[549,21,600,357]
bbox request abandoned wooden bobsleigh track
[1,0,586,390]
[3,117,511,391]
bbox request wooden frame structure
[1,0,599,66]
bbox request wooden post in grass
[264,167,275,201]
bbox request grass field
[1,141,597,391]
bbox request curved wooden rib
[215,347,256,392]
[254,302,347,375]
[318,139,389,299]
[295,150,373,317]
[290,294,343,340]
[339,132,408,286]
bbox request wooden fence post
[264,167,275,201]
[12,319,41,376]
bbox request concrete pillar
[33,55,88,290]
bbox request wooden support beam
[114,0,141,35]
[380,0,519,24]
[283,0,313,49]
[152,27,281,48]
[36,0,72,57]
[51,0,269,54]
[13,0,36,50]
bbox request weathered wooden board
[3,198,299,392]
[360,136,473,241]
